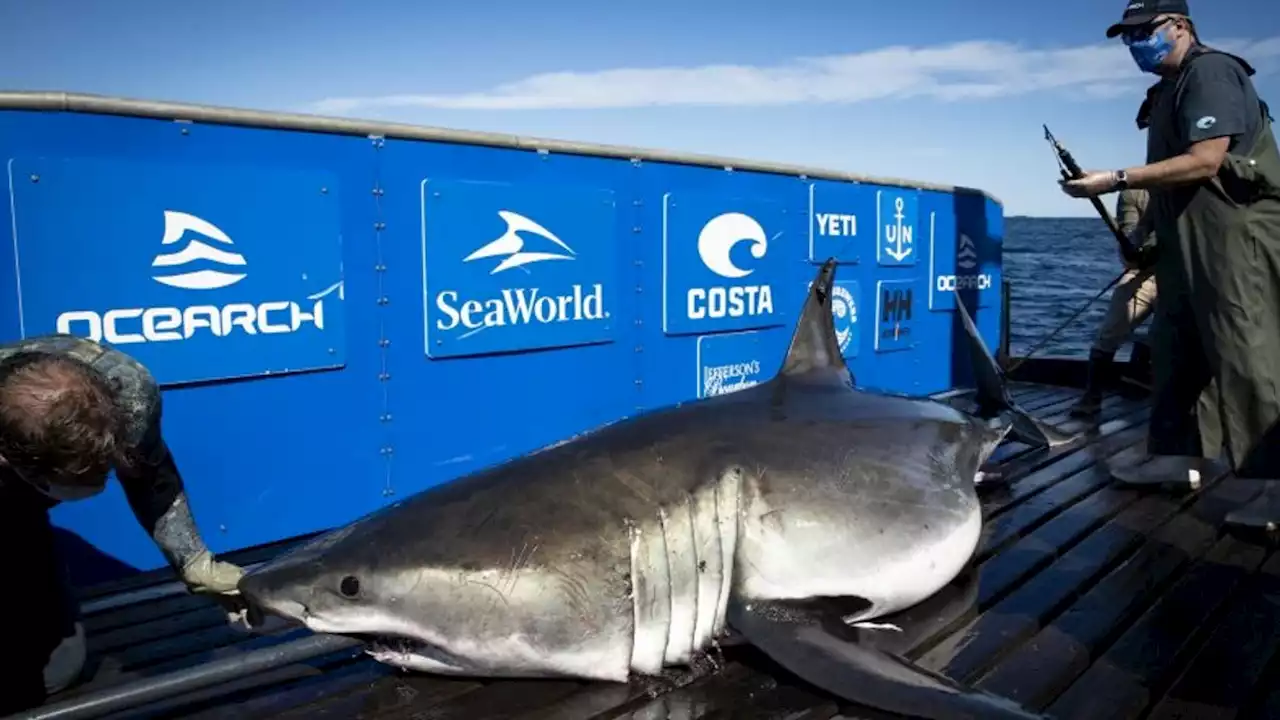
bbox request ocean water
[1004,216,1142,361]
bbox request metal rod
[998,278,1013,370]
[7,633,363,720]
[1043,125,1139,262]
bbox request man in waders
[1061,0,1280,530]
[0,336,247,714]
[1068,186,1158,418]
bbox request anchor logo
[883,196,913,263]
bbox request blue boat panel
[0,101,1008,578]
[10,155,346,385]
[0,113,386,575]
[927,190,999,312]
[630,163,802,412]
[807,181,874,265]
[660,190,790,337]
[986,194,1006,241]
[421,178,619,359]
[375,141,638,499]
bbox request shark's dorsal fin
[775,258,852,386]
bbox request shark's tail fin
[953,293,1080,449]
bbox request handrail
[0,91,1000,205]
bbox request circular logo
[830,284,856,352]
[697,212,768,279]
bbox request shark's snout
[238,565,313,625]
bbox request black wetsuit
[0,336,190,714]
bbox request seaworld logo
[433,210,610,339]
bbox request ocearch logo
[935,233,992,293]
[686,212,775,320]
[54,210,329,345]
[151,210,248,290]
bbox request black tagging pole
[1043,125,1140,264]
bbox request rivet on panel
[328,348,336,354]
[29,175,38,183]
[374,222,386,230]
[632,226,641,233]
[379,339,391,347]
[377,297,389,305]
[320,187,328,194]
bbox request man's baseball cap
[1105,0,1190,38]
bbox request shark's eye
[339,575,360,598]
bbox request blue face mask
[1126,27,1174,73]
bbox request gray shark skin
[239,259,1057,720]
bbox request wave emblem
[151,210,248,290]
[464,210,576,275]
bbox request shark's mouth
[358,633,468,673]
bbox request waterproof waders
[1142,47,1280,526]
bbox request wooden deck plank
[1045,535,1269,720]
[971,478,1263,710]
[19,381,1280,720]
[1145,551,1280,720]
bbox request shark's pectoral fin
[727,598,1050,720]
[951,293,1081,451]
[842,570,981,659]
[1010,410,1082,449]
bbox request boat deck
[18,381,1280,720]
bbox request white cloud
[310,36,1280,114]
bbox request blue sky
[1,0,1277,217]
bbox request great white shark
[239,259,1076,720]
